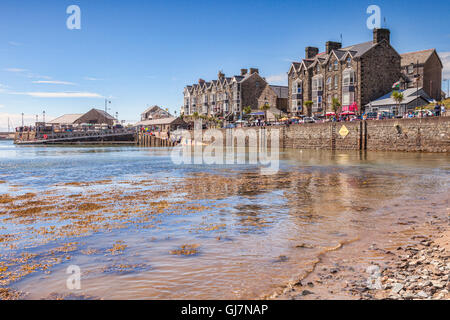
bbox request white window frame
[342,69,355,87]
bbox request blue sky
[0,0,449,129]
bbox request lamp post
[445,79,449,99]
[43,111,46,125]
[21,113,24,127]
[104,99,111,126]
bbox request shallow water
[0,140,449,299]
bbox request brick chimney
[198,78,205,85]
[305,47,319,59]
[218,71,225,79]
[326,41,342,54]
[241,68,248,76]
[249,68,259,74]
[373,28,390,44]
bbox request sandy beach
[273,200,449,300]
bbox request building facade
[182,68,287,120]
[400,49,443,101]
[141,105,172,121]
[288,28,401,116]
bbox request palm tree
[243,106,252,118]
[331,98,341,114]
[259,103,271,121]
[391,91,404,115]
[304,100,314,117]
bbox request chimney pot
[241,68,248,76]
[325,41,342,54]
[249,68,259,74]
[373,28,390,44]
[305,47,319,59]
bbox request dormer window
[316,64,320,73]
[346,57,352,67]
[328,62,333,72]
[334,60,338,71]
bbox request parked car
[365,112,378,120]
[303,117,316,123]
[379,112,395,120]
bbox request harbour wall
[213,116,450,153]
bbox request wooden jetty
[14,129,178,147]
[137,132,177,147]
[14,129,137,145]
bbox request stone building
[181,68,287,120]
[400,49,443,101]
[141,105,172,121]
[288,28,401,116]
[48,108,116,126]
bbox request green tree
[331,98,341,114]
[243,106,252,117]
[304,100,314,117]
[391,91,404,115]
[259,103,271,121]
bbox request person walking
[434,103,441,117]
[441,104,446,117]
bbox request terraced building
[182,68,288,120]
[288,28,402,116]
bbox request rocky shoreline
[351,230,450,300]
[277,213,449,300]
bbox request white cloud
[32,80,77,85]
[84,77,104,81]
[5,68,28,73]
[26,73,52,80]
[266,73,288,85]
[13,91,103,98]
[8,41,22,46]
[0,104,5,108]
[439,52,450,79]
[4,68,52,80]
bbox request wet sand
[274,195,449,300]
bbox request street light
[444,79,449,99]
[104,99,111,126]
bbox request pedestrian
[434,103,441,117]
[441,104,446,117]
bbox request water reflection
[0,141,449,299]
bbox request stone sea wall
[216,116,449,153]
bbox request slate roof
[366,87,432,107]
[47,114,83,124]
[290,40,379,73]
[92,109,116,120]
[400,49,435,66]
[136,117,178,126]
[141,105,172,118]
[270,85,289,99]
